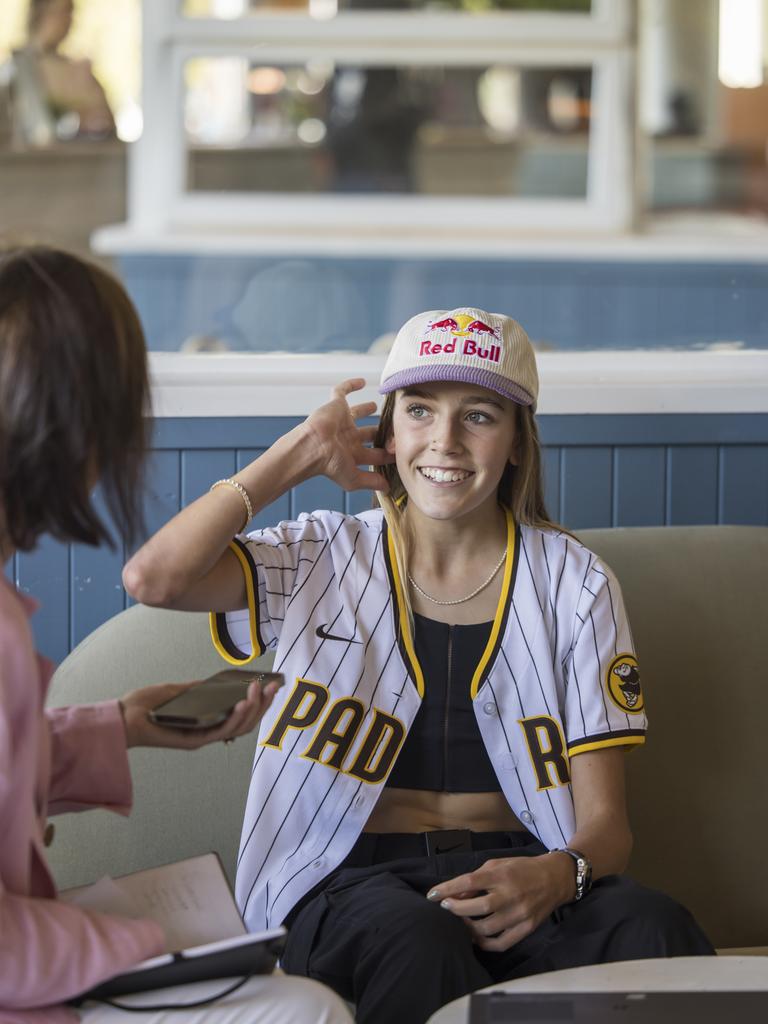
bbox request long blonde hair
[373,391,560,621]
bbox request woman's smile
[417,466,474,485]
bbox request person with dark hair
[124,307,714,1024]
[0,247,354,1023]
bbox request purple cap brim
[379,364,534,407]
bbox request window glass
[182,0,592,17]
[0,0,139,260]
[184,58,592,197]
[640,0,768,222]
[0,0,140,144]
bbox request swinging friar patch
[607,654,644,714]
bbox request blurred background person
[4,0,115,147]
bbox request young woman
[124,307,714,1024]
[0,247,353,1024]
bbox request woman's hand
[302,378,394,492]
[427,852,575,952]
[119,677,281,751]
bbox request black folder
[71,929,285,1005]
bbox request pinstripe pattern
[211,510,646,930]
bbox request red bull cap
[379,307,538,408]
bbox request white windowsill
[97,223,768,263]
[148,350,768,418]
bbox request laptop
[469,989,768,1023]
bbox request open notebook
[61,852,285,1001]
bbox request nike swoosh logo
[315,624,362,644]
[434,843,467,855]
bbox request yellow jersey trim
[386,526,425,699]
[470,508,517,699]
[568,734,646,756]
[208,538,264,665]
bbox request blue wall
[119,254,768,353]
[11,413,768,665]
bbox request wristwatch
[558,847,593,901]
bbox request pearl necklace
[407,549,507,606]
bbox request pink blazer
[0,574,164,1019]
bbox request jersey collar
[383,508,519,700]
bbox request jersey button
[520,811,534,824]
[482,701,498,716]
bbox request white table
[427,956,768,1023]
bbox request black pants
[281,831,714,1024]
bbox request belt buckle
[424,829,473,857]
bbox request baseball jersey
[210,507,646,932]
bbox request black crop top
[386,613,502,793]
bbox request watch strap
[558,846,593,901]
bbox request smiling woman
[123,303,716,1024]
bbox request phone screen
[148,669,283,730]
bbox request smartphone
[148,668,284,730]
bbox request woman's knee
[591,876,714,955]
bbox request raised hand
[302,378,394,492]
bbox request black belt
[351,828,534,863]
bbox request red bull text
[419,337,501,363]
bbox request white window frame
[128,0,635,241]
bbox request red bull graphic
[428,317,460,332]
[421,313,502,364]
[466,319,499,339]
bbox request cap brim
[379,363,535,407]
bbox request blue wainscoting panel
[70,492,124,649]
[16,537,70,667]
[182,449,236,508]
[292,476,346,520]
[144,450,182,540]
[18,412,768,663]
[560,447,614,529]
[236,449,291,530]
[718,446,768,525]
[666,446,720,525]
[613,447,667,527]
[541,447,561,523]
[346,489,377,516]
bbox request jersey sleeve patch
[606,653,644,714]
[209,538,265,664]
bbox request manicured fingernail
[426,889,440,901]
[440,899,451,910]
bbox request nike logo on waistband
[315,624,362,644]
[433,842,467,856]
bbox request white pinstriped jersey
[210,508,646,932]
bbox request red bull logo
[421,313,501,364]
[428,317,460,332]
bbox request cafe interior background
[1,0,766,663]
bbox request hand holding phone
[148,669,284,730]
[119,669,284,751]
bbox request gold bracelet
[210,478,254,529]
